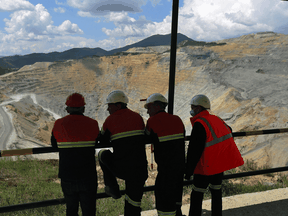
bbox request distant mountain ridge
[0,33,196,70]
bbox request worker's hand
[184,174,191,181]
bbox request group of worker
[51,90,244,216]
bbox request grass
[0,157,65,215]
[0,157,287,215]
[183,159,288,201]
[0,157,153,216]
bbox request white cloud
[56,20,83,34]
[2,0,288,57]
[67,0,161,16]
[55,0,65,6]
[101,0,288,43]
[0,3,84,55]
[150,0,162,7]
[0,0,34,12]
[3,4,83,40]
[78,11,96,17]
[54,7,66,13]
[4,4,53,35]
[0,35,101,56]
[176,0,288,41]
[0,31,143,56]
[106,12,136,23]
[102,12,165,38]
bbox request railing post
[168,0,180,114]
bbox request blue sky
[0,0,288,56]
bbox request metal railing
[0,128,288,213]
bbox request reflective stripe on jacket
[53,115,99,148]
[101,108,145,141]
[57,141,96,148]
[190,110,244,175]
[145,111,185,169]
[110,130,144,141]
[100,108,148,177]
[145,111,185,142]
[52,114,99,180]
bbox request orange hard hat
[65,93,86,107]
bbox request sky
[0,0,288,56]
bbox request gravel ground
[140,187,288,216]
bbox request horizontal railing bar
[186,128,288,140]
[0,198,66,213]
[1,128,288,157]
[222,166,288,179]
[183,165,288,186]
[0,166,287,213]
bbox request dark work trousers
[61,178,97,216]
[99,149,147,216]
[188,172,223,216]
[155,169,184,216]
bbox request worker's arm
[185,122,206,180]
[51,132,58,149]
[97,128,111,147]
[145,128,159,143]
[94,131,101,147]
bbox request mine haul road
[0,106,13,150]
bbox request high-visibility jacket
[145,111,185,171]
[53,114,99,148]
[100,108,147,178]
[190,110,244,175]
[101,108,145,143]
[52,114,99,180]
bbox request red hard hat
[65,93,86,107]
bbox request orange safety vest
[191,110,244,175]
[53,115,99,148]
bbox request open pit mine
[0,32,287,168]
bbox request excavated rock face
[0,32,288,168]
[5,96,55,145]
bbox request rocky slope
[0,31,287,168]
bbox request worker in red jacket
[185,94,244,216]
[144,93,186,216]
[98,90,148,216]
[51,93,99,216]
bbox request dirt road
[141,187,288,216]
[0,106,13,150]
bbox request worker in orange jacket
[98,90,148,216]
[144,93,186,216]
[185,94,244,216]
[51,93,99,216]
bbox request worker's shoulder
[108,108,142,120]
[171,113,183,122]
[155,112,183,122]
[127,108,143,119]
[197,114,225,125]
[65,114,99,124]
[79,115,99,126]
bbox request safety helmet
[106,90,129,104]
[65,93,86,107]
[144,93,168,109]
[190,94,210,109]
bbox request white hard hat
[190,94,211,109]
[106,90,129,104]
[144,93,168,109]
